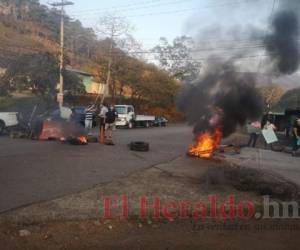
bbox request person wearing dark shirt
[292,118,300,157]
[105,105,118,145]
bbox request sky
[38,0,300,87]
[40,0,274,49]
[41,0,200,47]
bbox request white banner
[262,128,278,144]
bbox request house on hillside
[66,67,107,96]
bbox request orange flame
[188,128,223,159]
[78,136,88,145]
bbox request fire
[188,128,223,159]
[78,136,88,145]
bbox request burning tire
[129,141,150,152]
[66,136,88,145]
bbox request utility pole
[49,0,74,107]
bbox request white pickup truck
[0,112,19,135]
[115,105,155,128]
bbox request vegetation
[1,52,85,98]
[0,0,182,119]
[258,84,285,112]
[152,36,201,83]
[277,87,300,111]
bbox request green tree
[152,36,201,83]
[1,52,84,98]
[2,52,58,97]
[63,70,86,95]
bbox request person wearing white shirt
[99,103,108,143]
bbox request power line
[69,0,165,14]
[71,0,249,20]
[102,38,300,55]
[0,41,274,67]
[49,0,74,7]
[132,53,273,62]
[70,0,193,16]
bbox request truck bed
[135,115,155,121]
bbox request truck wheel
[0,120,5,135]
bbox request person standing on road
[263,120,277,150]
[292,118,300,157]
[105,105,118,145]
[264,120,277,131]
[99,103,108,143]
[85,104,95,135]
[247,120,261,148]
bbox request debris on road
[19,229,31,237]
[129,141,150,152]
[218,144,241,155]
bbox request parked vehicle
[71,106,98,127]
[153,116,168,127]
[115,105,155,128]
[71,107,85,127]
[0,112,19,135]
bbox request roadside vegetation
[0,0,188,120]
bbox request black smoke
[178,62,263,138]
[264,10,300,74]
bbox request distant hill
[0,0,113,70]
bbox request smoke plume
[178,61,263,138]
[264,8,300,74]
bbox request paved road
[222,147,300,187]
[0,125,192,213]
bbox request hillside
[0,0,181,119]
[0,0,102,68]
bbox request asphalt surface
[223,147,300,187]
[0,124,192,213]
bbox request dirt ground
[1,218,300,250]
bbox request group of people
[247,118,300,157]
[247,120,277,147]
[84,103,118,145]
